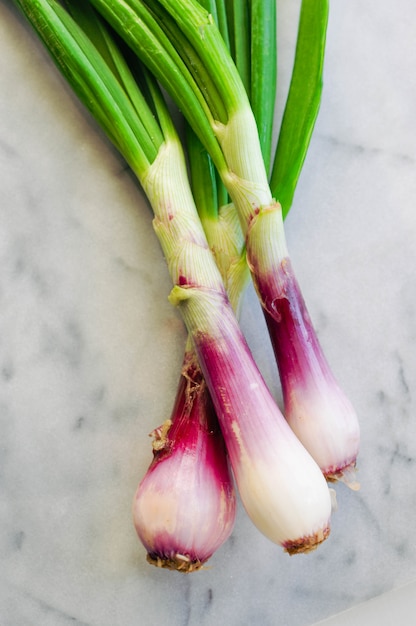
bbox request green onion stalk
[87,0,360,487]
[15,0,333,569]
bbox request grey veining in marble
[1,1,416,625]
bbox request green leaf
[270,0,329,216]
[65,0,165,150]
[186,125,219,223]
[229,0,251,98]
[88,0,229,176]
[15,0,161,175]
[249,0,277,175]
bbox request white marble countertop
[1,1,415,624]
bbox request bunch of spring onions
[14,0,360,573]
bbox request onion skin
[133,352,236,572]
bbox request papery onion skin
[133,353,236,572]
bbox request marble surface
[1,1,415,624]
[315,578,416,626]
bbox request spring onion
[215,0,360,487]
[134,347,236,572]
[15,0,333,561]
[255,0,361,486]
